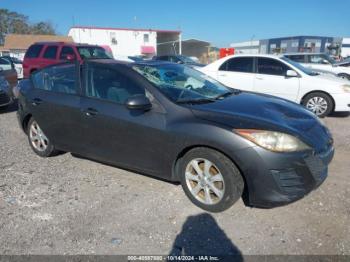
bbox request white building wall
[341,38,350,57]
[230,40,260,54]
[68,28,157,58]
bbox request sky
[1,0,350,47]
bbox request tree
[0,9,56,45]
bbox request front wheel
[302,92,334,118]
[179,147,244,212]
[27,118,58,157]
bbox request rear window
[219,57,254,73]
[25,45,44,58]
[77,46,110,59]
[43,46,58,59]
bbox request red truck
[23,42,111,78]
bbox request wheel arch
[300,90,335,111]
[171,144,249,202]
[22,113,32,133]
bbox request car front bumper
[233,144,334,208]
[333,93,350,112]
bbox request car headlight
[235,129,311,152]
[342,84,350,93]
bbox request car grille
[0,92,10,106]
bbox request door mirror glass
[286,70,298,78]
[126,94,152,111]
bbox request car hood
[311,73,349,84]
[188,92,332,152]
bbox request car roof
[87,59,174,67]
[283,52,326,56]
[32,41,101,47]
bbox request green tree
[0,8,56,45]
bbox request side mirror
[286,70,298,78]
[126,94,152,111]
[65,54,76,61]
[322,59,330,65]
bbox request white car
[200,54,350,117]
[284,53,350,80]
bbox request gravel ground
[0,104,349,256]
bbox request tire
[338,73,350,81]
[27,117,58,157]
[179,147,244,212]
[302,92,334,118]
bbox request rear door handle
[256,76,264,80]
[31,98,43,106]
[82,108,99,116]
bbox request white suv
[200,54,350,117]
[284,53,350,80]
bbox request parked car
[284,53,350,80]
[16,60,334,212]
[152,55,205,67]
[200,54,350,117]
[0,56,18,108]
[1,56,23,79]
[23,42,111,78]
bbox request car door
[40,45,59,68]
[216,57,255,91]
[28,63,84,153]
[253,57,300,102]
[0,57,17,88]
[79,63,168,175]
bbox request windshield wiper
[176,98,216,104]
[214,89,240,100]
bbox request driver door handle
[31,98,43,106]
[82,108,99,116]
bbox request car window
[285,55,305,63]
[77,46,110,59]
[43,46,58,59]
[60,46,76,60]
[219,57,254,73]
[31,64,77,94]
[307,54,333,65]
[257,57,290,76]
[0,57,12,71]
[170,56,180,63]
[86,65,145,104]
[25,44,43,58]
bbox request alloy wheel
[29,121,49,152]
[185,158,225,205]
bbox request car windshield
[132,63,234,103]
[281,57,319,76]
[77,46,111,59]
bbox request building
[341,38,350,57]
[230,36,346,55]
[230,40,260,54]
[68,26,182,59]
[181,39,219,64]
[0,34,73,60]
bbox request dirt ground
[0,104,349,256]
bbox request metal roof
[70,26,181,34]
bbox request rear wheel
[27,118,58,157]
[302,92,334,118]
[179,147,244,212]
